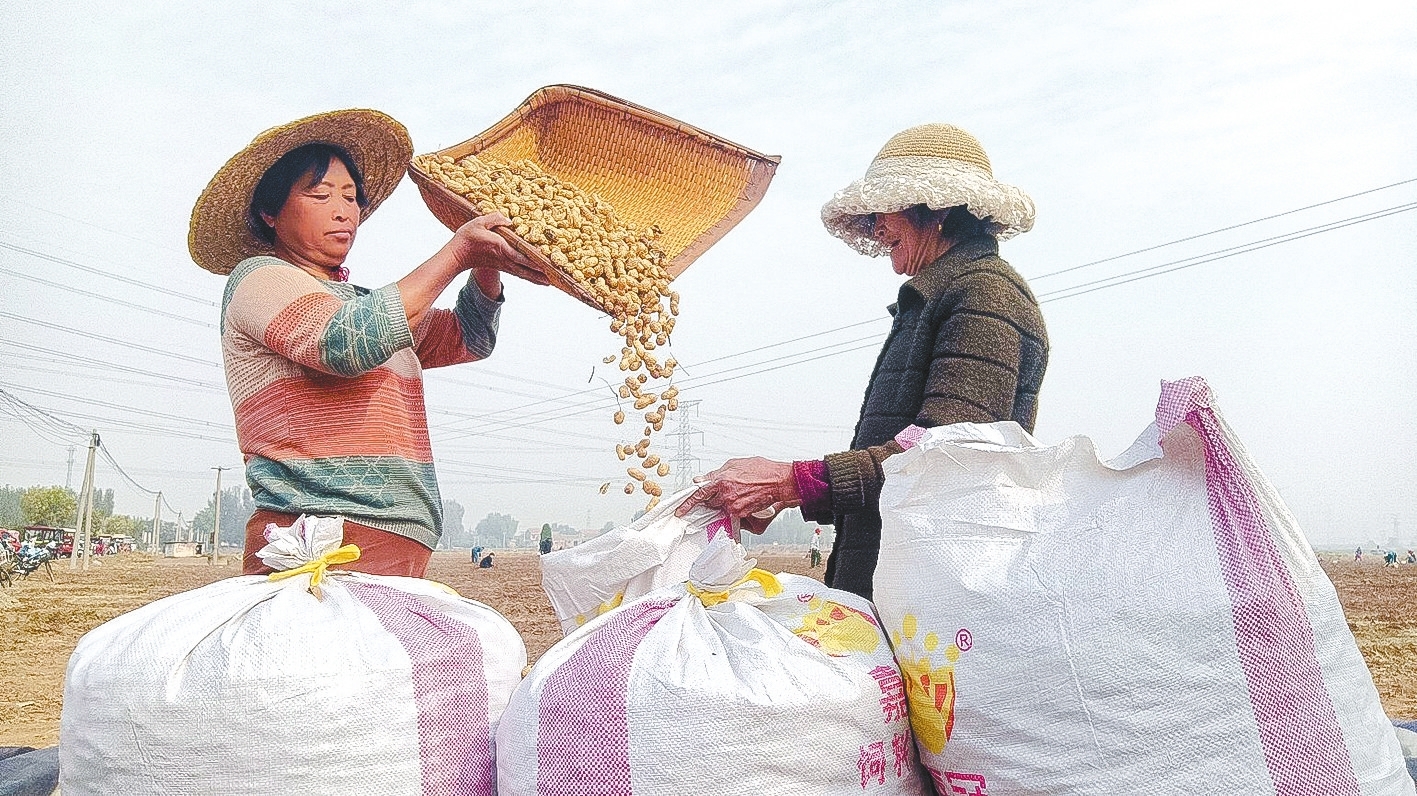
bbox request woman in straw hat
[190,109,548,578]
[678,123,1048,600]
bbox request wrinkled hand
[675,456,800,534]
[455,213,549,285]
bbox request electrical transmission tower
[666,399,703,490]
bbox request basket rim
[429,84,783,167]
[407,83,782,292]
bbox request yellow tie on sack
[686,568,783,607]
[267,544,361,600]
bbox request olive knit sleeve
[820,270,1039,517]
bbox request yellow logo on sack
[573,591,625,626]
[891,614,971,755]
[790,596,882,656]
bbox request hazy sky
[1,1,1413,547]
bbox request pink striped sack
[874,378,1414,796]
[60,516,526,796]
[497,538,931,795]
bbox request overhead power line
[0,387,89,447]
[6,178,1413,449]
[95,442,181,514]
[0,265,215,327]
[98,444,156,495]
[5,383,234,432]
[0,311,220,368]
[0,339,227,390]
[0,238,216,306]
[2,386,184,514]
[1037,201,1417,302]
[1029,176,1417,281]
[0,197,187,256]
[429,192,1417,439]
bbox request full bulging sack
[498,538,930,795]
[60,516,527,795]
[873,377,1414,796]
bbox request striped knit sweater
[220,256,502,549]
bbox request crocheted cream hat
[188,109,412,275]
[820,123,1035,256]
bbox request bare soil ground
[1,549,1411,748]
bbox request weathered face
[870,211,936,276]
[262,157,360,273]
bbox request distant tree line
[1,483,145,540]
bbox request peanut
[416,152,685,511]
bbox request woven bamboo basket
[409,85,781,312]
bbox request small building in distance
[163,541,200,558]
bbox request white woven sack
[873,377,1414,796]
[499,537,930,795]
[60,516,527,796]
[540,487,730,634]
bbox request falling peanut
[416,151,684,511]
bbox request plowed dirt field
[2,549,1411,747]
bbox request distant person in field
[539,523,553,555]
[677,124,1046,601]
[1383,549,1398,568]
[1354,546,1363,562]
[189,109,548,579]
[1407,550,1416,565]
[471,545,483,564]
[810,527,823,568]
[479,552,495,569]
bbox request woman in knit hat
[678,123,1048,600]
[189,109,548,578]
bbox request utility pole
[151,492,163,554]
[70,431,99,572]
[666,399,704,490]
[65,445,76,491]
[210,467,228,565]
[176,511,186,544]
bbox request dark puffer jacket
[813,235,1048,600]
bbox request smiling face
[261,156,360,276]
[871,210,945,276]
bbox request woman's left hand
[675,456,800,533]
[456,213,549,285]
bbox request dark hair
[900,204,990,241]
[248,143,368,244]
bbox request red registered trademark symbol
[956,628,973,651]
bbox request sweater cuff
[823,449,871,517]
[793,459,832,523]
[453,276,504,358]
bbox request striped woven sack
[872,377,1414,796]
[60,516,526,795]
[497,537,931,795]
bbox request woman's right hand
[455,213,550,285]
[675,456,801,534]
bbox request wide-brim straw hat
[188,108,413,275]
[820,123,1035,256]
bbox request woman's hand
[399,213,547,328]
[675,456,801,534]
[455,213,549,287]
